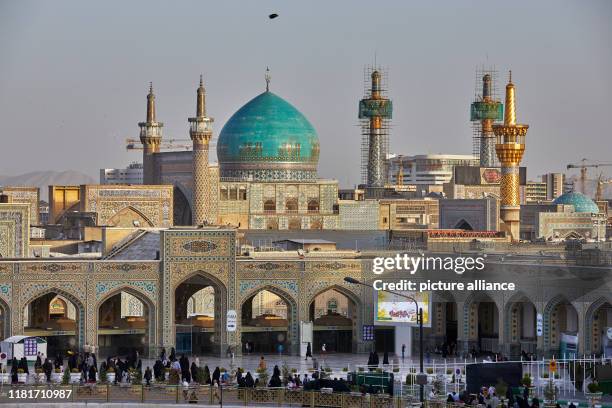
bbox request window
[286,198,298,212]
[239,187,247,200]
[307,199,319,213]
[264,200,276,212]
[327,298,338,314]
[220,187,228,201]
[229,187,238,200]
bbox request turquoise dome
[553,192,600,213]
[217,91,320,181]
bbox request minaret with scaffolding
[493,71,529,241]
[359,66,393,190]
[470,67,503,167]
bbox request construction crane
[566,159,612,195]
[125,138,216,151]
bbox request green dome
[217,91,319,181]
[553,192,600,213]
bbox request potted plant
[52,368,62,383]
[543,380,558,404]
[585,381,603,405]
[342,367,348,372]
[256,366,268,387]
[99,367,108,384]
[35,367,45,383]
[496,379,509,406]
[106,367,116,383]
[426,367,434,375]
[61,368,70,385]
[70,368,81,384]
[542,372,549,379]
[522,374,535,398]
[0,368,9,384]
[17,368,27,383]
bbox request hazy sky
[1,0,610,187]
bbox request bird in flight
[268,13,278,19]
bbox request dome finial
[199,74,203,87]
[265,66,271,92]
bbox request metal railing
[0,383,430,407]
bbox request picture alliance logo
[372,254,486,275]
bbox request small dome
[552,192,600,213]
[217,91,319,182]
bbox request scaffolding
[471,65,502,167]
[360,65,393,186]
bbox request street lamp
[344,277,426,403]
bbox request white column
[395,325,413,357]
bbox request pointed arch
[584,296,612,354]
[22,287,85,349]
[0,297,11,339]
[543,294,579,352]
[107,206,154,228]
[96,285,157,356]
[503,291,538,348]
[173,183,192,226]
[240,284,299,354]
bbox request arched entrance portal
[586,299,612,355]
[98,290,152,358]
[310,288,357,353]
[504,293,537,358]
[23,292,82,357]
[0,299,10,340]
[241,289,292,354]
[424,292,457,356]
[184,287,215,354]
[545,297,579,358]
[175,273,225,355]
[465,294,499,355]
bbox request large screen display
[374,291,431,327]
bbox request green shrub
[62,369,70,385]
[522,374,531,387]
[99,368,108,383]
[588,382,600,393]
[426,368,433,374]
[256,367,268,387]
[542,372,549,378]
[446,369,453,375]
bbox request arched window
[285,198,298,212]
[327,298,338,314]
[264,200,276,212]
[307,199,319,213]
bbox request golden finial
[265,67,271,92]
[146,82,156,122]
[509,70,513,84]
[197,75,206,118]
[503,71,516,126]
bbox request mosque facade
[0,70,610,363]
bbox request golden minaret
[139,83,163,184]
[493,72,529,241]
[189,75,215,226]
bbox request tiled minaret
[139,83,163,184]
[189,76,215,225]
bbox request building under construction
[359,66,393,191]
[470,66,503,167]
